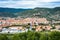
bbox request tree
[0,34,8,40]
[49,31,60,40]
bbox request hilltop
[0,7,31,17]
[0,7,60,20]
[17,7,60,20]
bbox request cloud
[0,0,60,8]
[0,0,60,2]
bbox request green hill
[0,7,60,20]
[0,7,31,17]
[17,7,60,20]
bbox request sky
[0,0,60,9]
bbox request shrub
[48,31,60,40]
[0,34,8,40]
[0,31,60,40]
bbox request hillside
[17,7,60,20]
[0,7,60,20]
[0,7,31,17]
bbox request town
[0,17,60,33]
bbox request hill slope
[0,7,31,17]
[17,7,60,20]
[0,7,60,20]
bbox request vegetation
[0,31,60,40]
[0,7,31,17]
[18,7,60,20]
[0,7,60,20]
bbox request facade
[0,17,53,32]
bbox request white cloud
[0,0,60,8]
[35,0,60,2]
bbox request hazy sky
[0,0,60,9]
